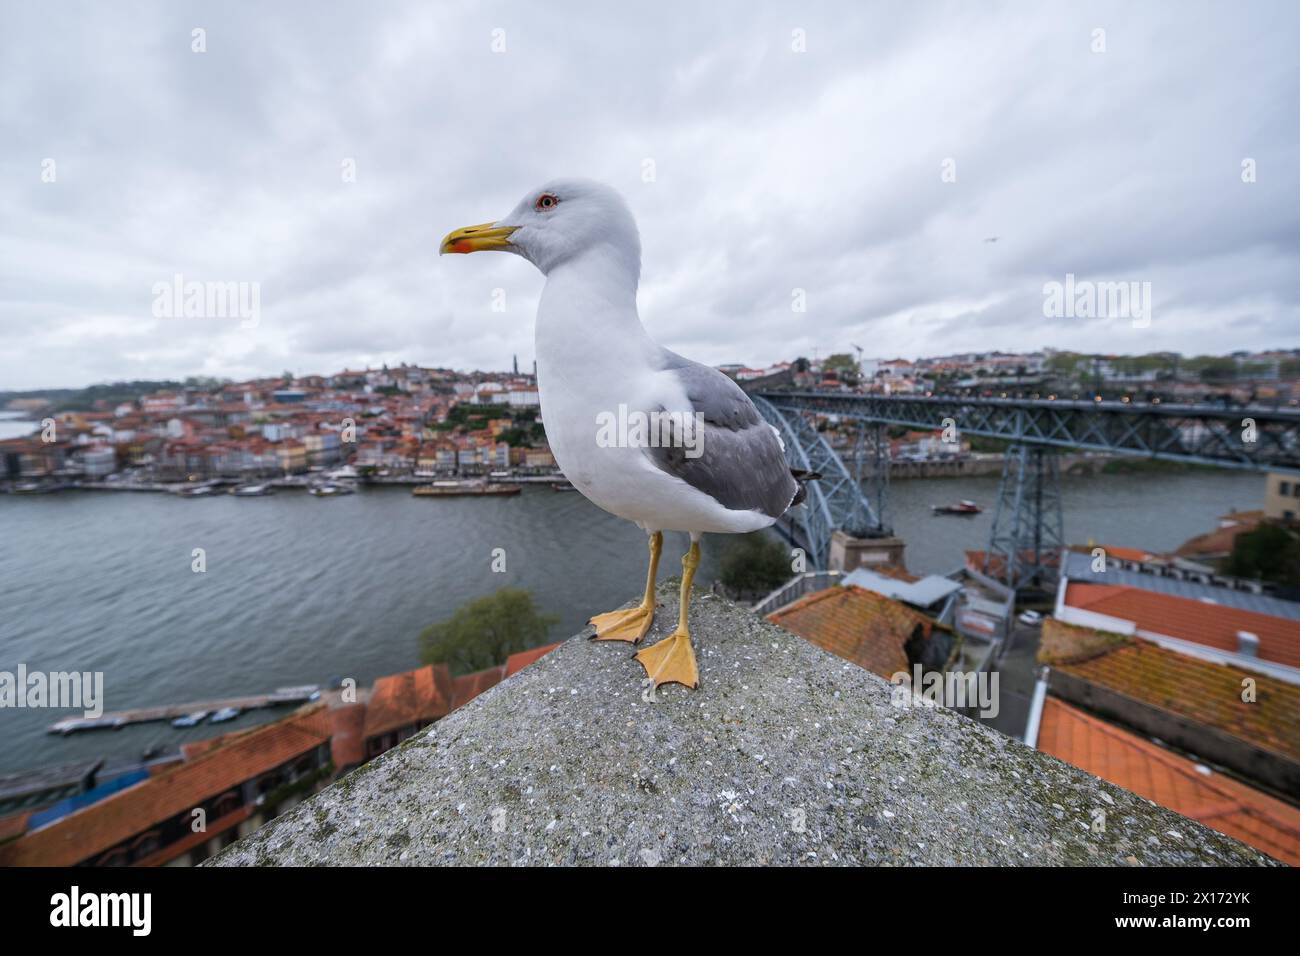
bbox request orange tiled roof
[1175,513,1263,558]
[867,564,921,584]
[1084,544,1156,563]
[766,585,940,679]
[1038,697,1300,865]
[1039,618,1300,765]
[362,664,453,740]
[0,812,31,844]
[329,702,367,768]
[965,549,1059,580]
[451,667,505,710]
[0,706,332,867]
[503,643,560,677]
[1062,582,1300,669]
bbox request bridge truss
[753,390,1300,589]
[751,395,883,570]
[754,392,1300,472]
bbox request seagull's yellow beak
[439,222,518,255]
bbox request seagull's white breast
[534,261,776,535]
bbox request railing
[752,570,845,617]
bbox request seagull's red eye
[535,193,559,211]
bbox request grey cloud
[2,0,1299,388]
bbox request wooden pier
[47,685,321,735]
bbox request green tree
[823,353,860,384]
[718,532,792,595]
[1184,355,1238,384]
[419,588,559,675]
[1223,524,1300,587]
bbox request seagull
[441,179,815,690]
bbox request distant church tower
[513,354,519,375]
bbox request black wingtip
[789,468,821,507]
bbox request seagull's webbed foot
[588,530,662,644]
[589,604,655,643]
[634,537,702,690]
[634,626,699,690]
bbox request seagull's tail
[789,469,821,507]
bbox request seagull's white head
[440,178,640,282]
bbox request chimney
[1237,631,1260,657]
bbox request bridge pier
[829,529,907,572]
[851,421,890,532]
[985,444,1064,592]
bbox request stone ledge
[210,583,1275,866]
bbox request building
[1174,510,1266,567]
[504,389,540,407]
[74,444,117,477]
[1031,618,1300,864]
[524,447,555,469]
[0,707,334,867]
[1055,575,1300,682]
[302,430,342,467]
[0,640,561,865]
[1265,472,1300,523]
[0,439,65,479]
[275,439,308,474]
[1036,697,1300,864]
[362,665,454,761]
[0,760,103,819]
[766,585,957,680]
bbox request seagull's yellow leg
[589,531,661,643]
[634,538,700,690]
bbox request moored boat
[932,499,982,516]
[177,484,219,497]
[413,479,522,497]
[231,483,273,497]
[309,481,356,497]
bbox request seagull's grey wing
[646,349,798,519]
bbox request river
[0,469,1262,773]
[0,414,36,441]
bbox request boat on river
[413,479,522,498]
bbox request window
[131,831,162,860]
[1282,481,1293,496]
[213,790,241,819]
[96,847,129,867]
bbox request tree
[1223,524,1300,588]
[718,532,792,595]
[419,588,559,675]
[823,353,859,384]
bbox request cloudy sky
[2,1,1299,389]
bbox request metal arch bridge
[750,395,884,571]
[751,390,1300,586]
[755,391,1300,473]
